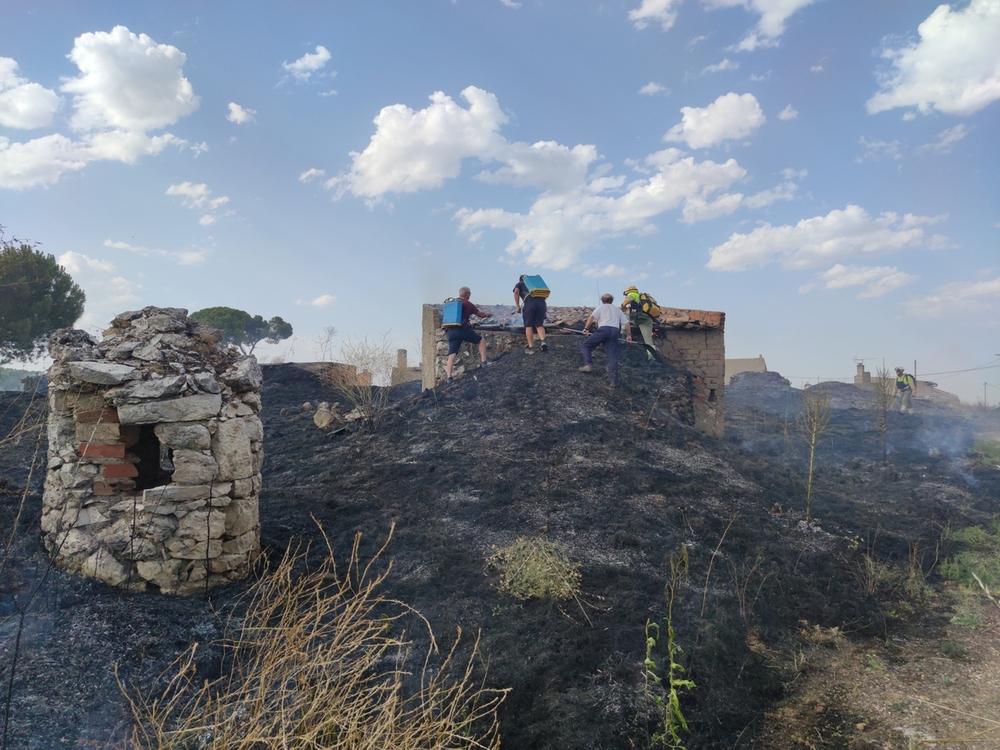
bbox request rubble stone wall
[421,303,725,435]
[42,307,262,595]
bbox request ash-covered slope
[2,343,998,749]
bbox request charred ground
[2,338,999,749]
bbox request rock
[68,362,137,385]
[171,450,219,485]
[154,423,212,451]
[117,393,222,424]
[221,357,262,393]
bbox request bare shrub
[117,525,507,749]
[797,388,830,522]
[871,364,896,465]
[320,333,397,431]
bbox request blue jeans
[582,327,621,384]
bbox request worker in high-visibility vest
[895,367,916,414]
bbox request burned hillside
[2,340,1000,749]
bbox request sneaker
[446,377,454,384]
[525,346,535,355]
[540,342,548,352]
[578,364,592,373]
[479,360,494,368]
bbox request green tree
[0,231,86,364]
[190,306,293,355]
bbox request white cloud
[499,0,522,7]
[0,27,196,190]
[867,0,1000,116]
[309,294,336,307]
[707,205,947,271]
[282,45,332,82]
[778,104,798,120]
[166,182,231,224]
[104,238,207,266]
[333,86,797,270]
[58,251,142,332]
[918,124,968,154]
[299,167,325,182]
[0,58,61,128]
[701,58,739,75]
[227,102,256,124]
[815,263,917,298]
[456,148,771,269]
[629,0,683,31]
[328,86,509,198]
[62,26,198,132]
[639,82,668,95]
[703,0,820,51]
[903,274,1000,318]
[663,92,765,148]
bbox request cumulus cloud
[0,58,61,128]
[227,102,256,124]
[331,86,798,269]
[703,0,820,51]
[62,26,198,132]
[104,238,207,266]
[282,45,332,82]
[903,274,1000,318]
[456,148,779,269]
[663,92,765,148]
[868,0,1000,116]
[707,205,947,271]
[0,27,196,190]
[918,124,968,154]
[629,0,683,31]
[580,264,631,278]
[814,263,917,298]
[328,86,509,198]
[166,181,231,224]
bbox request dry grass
[118,523,507,749]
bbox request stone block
[221,530,258,556]
[224,497,259,537]
[80,547,129,587]
[154,423,211,451]
[212,417,261,481]
[232,474,261,499]
[142,484,212,504]
[68,361,137,385]
[171,449,218,485]
[165,537,222,560]
[78,442,125,459]
[118,393,222,425]
[177,508,225,542]
[117,374,187,401]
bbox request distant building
[391,349,422,386]
[852,362,960,405]
[725,355,766,385]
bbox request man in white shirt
[579,293,632,385]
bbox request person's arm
[475,306,493,319]
[584,312,596,334]
[513,287,522,312]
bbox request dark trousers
[582,326,621,384]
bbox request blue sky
[2,0,998,403]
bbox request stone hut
[421,303,726,436]
[42,307,262,594]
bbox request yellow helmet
[624,285,638,295]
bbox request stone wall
[42,307,262,595]
[420,303,726,435]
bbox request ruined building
[422,303,726,435]
[43,307,262,594]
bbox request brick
[102,462,139,479]
[76,407,119,424]
[78,443,126,459]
